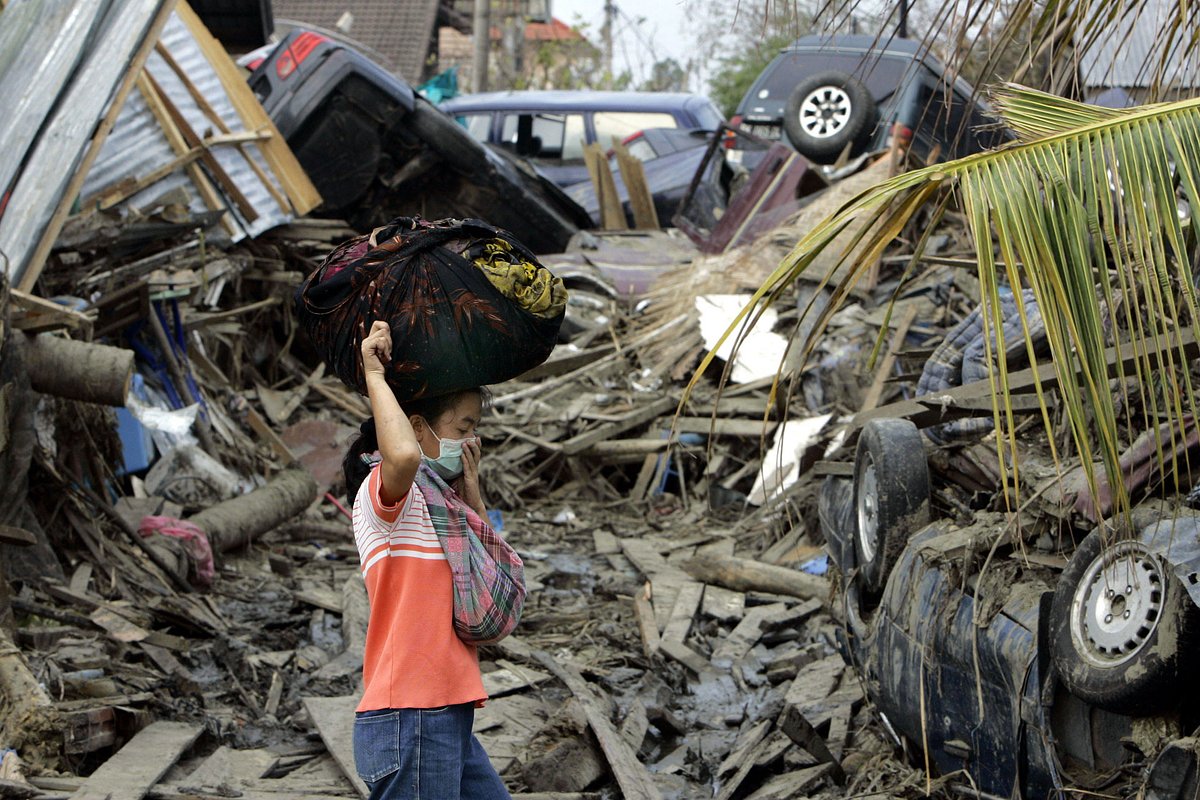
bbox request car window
[747,52,911,107]
[592,111,678,149]
[500,112,587,161]
[691,102,724,131]
[455,113,492,142]
[908,74,977,159]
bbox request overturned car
[819,407,1200,797]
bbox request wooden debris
[21,333,133,406]
[68,721,202,800]
[301,696,369,799]
[683,553,829,601]
[531,649,661,800]
[189,468,318,552]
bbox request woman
[344,320,511,800]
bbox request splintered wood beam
[530,650,661,800]
[612,139,659,230]
[560,396,677,455]
[68,721,202,800]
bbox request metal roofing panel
[1078,0,1200,89]
[81,10,294,241]
[0,0,107,207]
[0,0,166,284]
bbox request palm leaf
[690,85,1200,522]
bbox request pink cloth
[138,516,215,588]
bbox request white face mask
[422,428,477,481]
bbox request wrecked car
[733,34,1007,165]
[441,89,725,188]
[244,28,590,252]
[819,409,1200,797]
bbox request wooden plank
[858,304,918,413]
[482,660,552,697]
[743,765,829,800]
[180,746,278,792]
[584,143,628,231]
[531,651,661,800]
[777,705,846,784]
[176,0,321,215]
[18,0,178,293]
[701,585,745,623]
[592,530,620,555]
[657,638,709,674]
[136,70,233,236]
[561,396,677,455]
[672,417,778,437]
[710,603,786,668]
[152,41,290,213]
[612,139,659,230]
[142,70,258,222]
[659,581,704,645]
[713,719,771,800]
[301,695,369,798]
[69,721,202,800]
[633,583,660,657]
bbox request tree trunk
[682,553,829,602]
[22,333,133,406]
[189,468,318,553]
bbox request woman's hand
[361,320,392,378]
[460,437,487,518]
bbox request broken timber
[68,721,202,800]
[188,468,318,553]
[682,553,828,602]
[531,649,661,800]
[21,334,134,406]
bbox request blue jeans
[353,704,510,800]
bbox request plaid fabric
[415,463,525,645]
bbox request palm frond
[692,85,1200,521]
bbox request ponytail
[343,417,379,507]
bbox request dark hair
[342,387,489,506]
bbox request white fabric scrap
[695,295,790,384]
[749,413,835,506]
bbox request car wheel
[783,71,877,164]
[853,418,930,595]
[1050,530,1200,714]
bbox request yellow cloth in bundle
[473,239,567,320]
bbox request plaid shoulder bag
[415,464,526,645]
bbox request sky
[548,0,695,90]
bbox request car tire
[406,100,490,175]
[1049,530,1200,714]
[783,71,877,164]
[853,418,930,595]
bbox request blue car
[820,417,1200,797]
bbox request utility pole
[472,0,490,92]
[898,0,908,39]
[602,0,614,88]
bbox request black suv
[733,35,1006,164]
[243,29,588,252]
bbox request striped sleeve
[362,464,413,530]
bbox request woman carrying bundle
[343,320,519,800]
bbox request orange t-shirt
[353,464,486,711]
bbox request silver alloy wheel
[1070,541,1165,667]
[798,85,853,139]
[856,453,878,563]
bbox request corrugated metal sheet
[1078,0,1200,89]
[0,0,165,284]
[82,10,293,241]
[0,0,107,215]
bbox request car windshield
[748,52,914,108]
